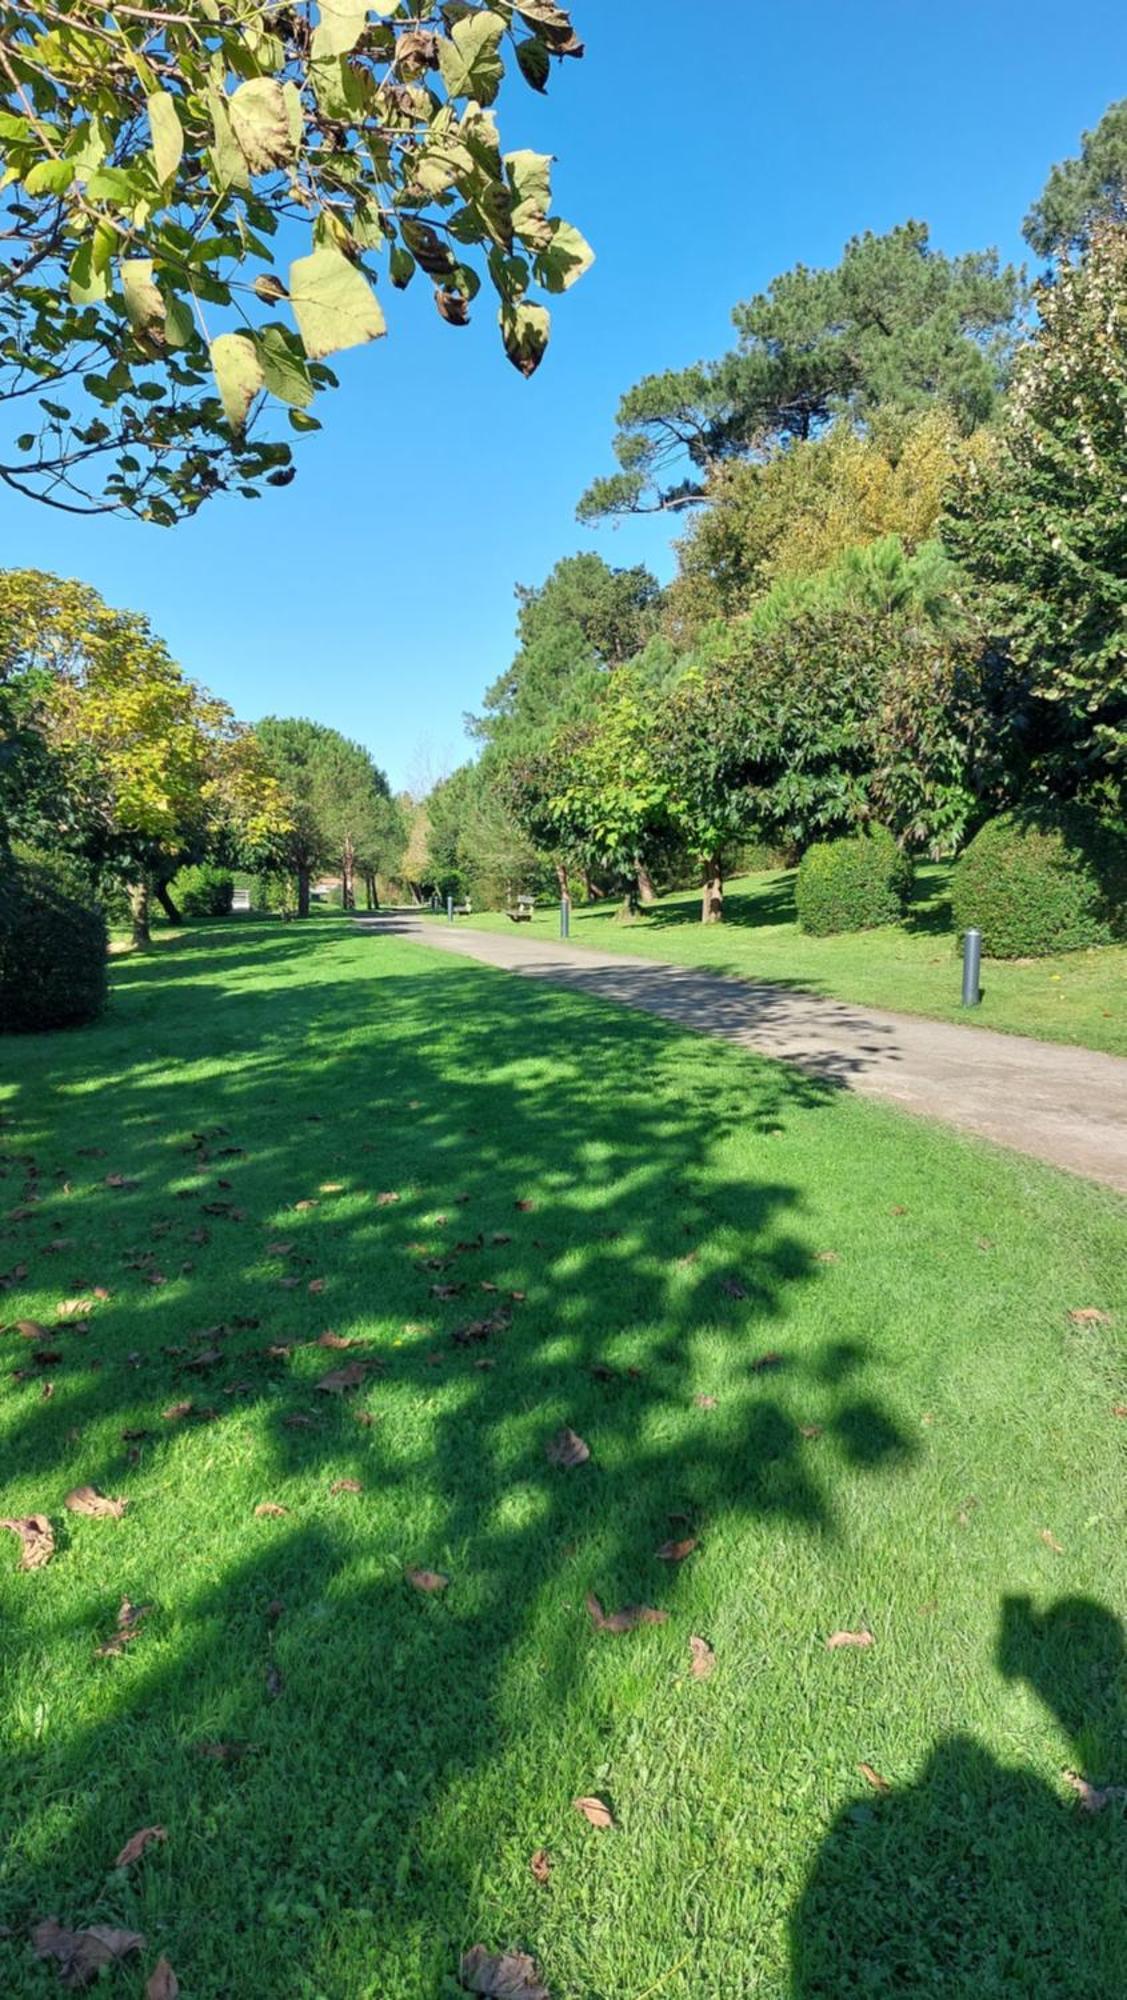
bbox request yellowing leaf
[289,245,386,360]
[121,259,164,335]
[210,332,264,433]
[439,11,507,105]
[147,91,183,183]
[573,1794,614,1829]
[229,78,297,175]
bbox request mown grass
[441,865,1127,1057]
[1,917,1125,1999]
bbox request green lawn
[435,866,1127,1057]
[1,918,1125,1998]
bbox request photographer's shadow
[790,1596,1127,1996]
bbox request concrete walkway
[357,913,1127,1196]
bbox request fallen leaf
[800,1423,823,1440]
[104,1173,140,1190]
[196,1740,246,1762]
[515,1198,535,1213]
[586,1593,667,1634]
[11,1318,49,1340]
[266,1241,293,1257]
[283,1412,316,1428]
[375,1191,399,1206]
[319,1181,345,1195]
[1039,1528,1065,1553]
[254,1502,289,1519]
[96,1596,148,1657]
[689,1634,715,1679]
[694,1393,718,1409]
[161,1400,193,1422]
[146,1957,179,2000]
[308,1278,326,1295]
[294,1198,319,1212]
[32,1920,145,1987]
[331,1478,362,1494]
[826,1630,874,1650]
[265,1662,283,1698]
[459,1944,549,2000]
[529,1847,551,1885]
[317,1330,356,1349]
[406,1567,449,1593]
[1063,1768,1127,1813]
[57,1297,95,1318]
[721,1277,748,1299]
[1113,1404,1127,1419]
[1068,1307,1112,1325]
[816,1250,841,1265]
[545,1427,589,1469]
[0,1514,54,1570]
[316,1362,368,1394]
[858,1762,890,1793]
[655,1537,697,1562]
[114,1825,167,1868]
[65,1485,127,1519]
[491,1233,511,1246]
[573,1794,614,1829]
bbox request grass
[1,916,1125,1999]
[435,865,1127,1058]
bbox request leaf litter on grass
[459,1944,549,1999]
[0,1514,54,1570]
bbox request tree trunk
[554,859,570,900]
[701,855,724,924]
[297,867,311,919]
[129,879,152,950]
[154,879,182,925]
[341,837,355,911]
[636,860,657,905]
[364,871,379,910]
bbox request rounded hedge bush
[0,862,107,1032]
[175,863,234,919]
[795,828,914,936]
[951,809,1127,958]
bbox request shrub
[254,872,296,918]
[795,827,914,936]
[952,809,1127,958]
[175,863,234,919]
[0,860,107,1031]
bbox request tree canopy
[0,1,589,520]
[1025,99,1127,261]
[255,713,400,912]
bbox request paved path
[357,914,1127,1195]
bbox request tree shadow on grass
[0,919,920,1996]
[790,1594,1127,1997]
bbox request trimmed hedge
[796,828,914,936]
[175,863,234,919]
[0,861,107,1032]
[952,809,1127,958]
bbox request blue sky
[3,0,1125,792]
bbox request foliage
[1025,99,1127,260]
[0,857,106,1029]
[0,3,588,520]
[795,827,913,936]
[952,808,1127,958]
[944,227,1127,803]
[255,713,396,910]
[541,666,669,881]
[174,863,234,919]
[580,223,1018,521]
[426,756,547,904]
[668,411,987,633]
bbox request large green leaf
[288,245,386,359]
[258,326,314,408]
[120,259,165,335]
[207,89,248,189]
[146,90,183,185]
[438,11,507,105]
[210,331,264,431]
[229,79,297,175]
[311,0,369,60]
[500,298,549,377]
[534,218,595,293]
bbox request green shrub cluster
[175,863,234,919]
[795,827,914,936]
[0,860,107,1032]
[952,809,1127,958]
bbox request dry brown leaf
[308,1278,326,1295]
[316,1330,355,1349]
[694,1393,718,1409]
[826,1630,874,1650]
[751,1350,785,1373]
[266,1241,293,1257]
[0,1513,54,1570]
[545,1427,589,1469]
[57,1297,95,1318]
[514,1198,535,1213]
[858,1762,890,1793]
[585,1593,667,1634]
[254,1502,289,1519]
[330,1478,363,1494]
[316,1362,368,1394]
[12,1318,49,1340]
[375,1191,400,1207]
[65,1485,127,1519]
[459,1944,549,1999]
[96,1596,148,1657]
[816,1250,841,1265]
[319,1181,345,1195]
[655,1537,697,1563]
[114,1825,167,1868]
[1063,1768,1127,1813]
[689,1634,716,1679]
[1068,1307,1113,1325]
[529,1847,551,1885]
[294,1198,319,1212]
[406,1567,449,1593]
[32,1919,145,1987]
[573,1794,614,1829]
[146,1957,179,2000]
[800,1424,823,1440]
[161,1400,193,1422]
[1039,1528,1065,1553]
[1113,1404,1127,1419]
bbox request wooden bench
[452,900,472,917]
[506,895,536,924]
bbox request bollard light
[962,927,982,1007]
[560,894,571,940]
[447,894,454,925]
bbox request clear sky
[3,0,1125,792]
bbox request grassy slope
[0,919,1124,1999]
[438,865,1127,1058]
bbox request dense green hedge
[795,828,914,936]
[0,861,107,1031]
[175,863,234,918]
[952,809,1127,957]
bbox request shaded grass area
[439,866,1127,1058]
[0,917,1125,1998]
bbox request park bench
[452,899,472,917]
[506,894,536,924]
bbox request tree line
[425,103,1127,921]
